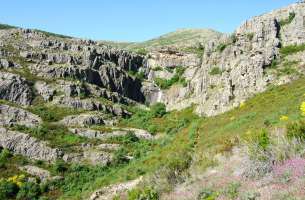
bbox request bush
[256,129,270,151]
[154,67,186,89]
[197,188,218,200]
[53,160,68,174]
[247,33,255,41]
[0,149,12,168]
[127,187,159,200]
[16,182,41,200]
[29,105,81,122]
[112,147,129,165]
[209,67,222,75]
[280,44,305,56]
[122,132,140,144]
[286,120,305,141]
[135,48,148,56]
[225,182,241,199]
[0,179,19,199]
[150,103,166,118]
[279,12,296,26]
[0,149,12,162]
[152,66,163,71]
[216,43,227,52]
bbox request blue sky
[0,0,297,42]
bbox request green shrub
[270,59,278,69]
[135,48,148,56]
[0,149,12,168]
[216,43,227,52]
[155,67,186,89]
[247,33,255,41]
[122,132,140,144]
[256,129,270,151]
[12,123,89,151]
[53,160,68,174]
[286,120,305,141]
[153,66,163,71]
[135,71,145,81]
[16,182,41,200]
[279,12,296,26]
[240,191,260,200]
[198,188,218,200]
[29,105,82,122]
[127,187,159,200]
[225,182,241,199]
[0,149,12,162]
[0,179,19,199]
[112,147,129,165]
[150,103,166,118]
[128,70,146,81]
[231,34,238,44]
[280,44,305,56]
[209,67,222,75]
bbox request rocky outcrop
[63,149,112,166]
[0,58,17,69]
[29,63,144,102]
[61,113,106,127]
[90,177,143,200]
[52,96,130,117]
[147,48,201,68]
[0,71,33,105]
[0,127,63,161]
[155,1,305,116]
[34,81,55,101]
[19,165,53,182]
[0,105,41,127]
[69,127,154,140]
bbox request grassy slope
[101,29,222,51]
[66,77,305,199]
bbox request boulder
[0,127,63,162]
[0,72,33,105]
[0,105,41,127]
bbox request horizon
[0,0,297,42]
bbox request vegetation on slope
[101,29,222,53]
[154,67,187,90]
[59,78,304,199]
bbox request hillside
[101,28,222,53]
[0,1,305,200]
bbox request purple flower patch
[273,158,305,180]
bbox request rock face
[152,1,305,116]
[90,177,143,200]
[63,149,112,166]
[0,105,41,127]
[0,72,33,105]
[147,48,201,69]
[52,96,130,117]
[0,127,63,162]
[34,81,55,101]
[69,127,154,140]
[61,113,106,127]
[19,165,52,182]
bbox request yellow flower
[301,102,305,116]
[16,181,23,187]
[280,115,289,121]
[7,174,25,187]
[239,102,245,108]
